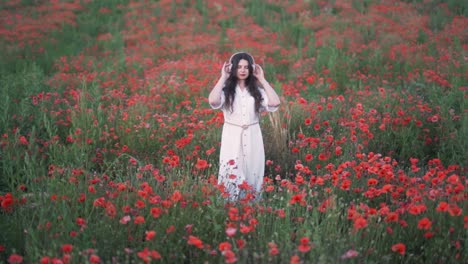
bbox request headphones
[228,52,256,72]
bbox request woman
[209,52,280,200]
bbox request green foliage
[429,8,451,32]
[0,0,466,263]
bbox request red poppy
[76,217,86,227]
[89,254,101,264]
[391,243,406,255]
[18,136,28,145]
[188,235,204,249]
[289,194,305,205]
[7,254,23,264]
[448,204,462,216]
[236,239,245,250]
[195,159,209,170]
[145,230,156,241]
[268,242,279,256]
[417,217,432,230]
[298,237,311,253]
[353,217,367,229]
[385,212,399,223]
[290,255,301,264]
[171,190,182,202]
[61,244,73,254]
[218,241,231,251]
[150,207,162,218]
[134,215,145,224]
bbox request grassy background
[0,0,466,263]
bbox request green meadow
[0,0,466,263]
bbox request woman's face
[236,59,250,81]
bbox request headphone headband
[229,52,255,65]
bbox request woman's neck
[238,80,246,90]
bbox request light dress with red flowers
[210,85,278,199]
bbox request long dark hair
[223,52,263,113]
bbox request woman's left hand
[253,64,265,82]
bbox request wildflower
[187,235,204,249]
[40,256,50,264]
[225,227,237,237]
[240,223,251,234]
[135,199,146,209]
[145,230,156,241]
[417,217,432,230]
[297,237,311,253]
[222,249,237,263]
[1,193,14,211]
[61,244,73,254]
[218,242,232,252]
[424,231,434,239]
[367,178,378,186]
[354,217,367,229]
[236,239,245,250]
[318,153,327,161]
[129,157,138,166]
[268,242,279,256]
[391,243,406,255]
[335,146,342,156]
[7,254,23,264]
[341,249,359,259]
[134,215,145,224]
[448,204,462,216]
[385,212,399,223]
[306,75,316,84]
[76,217,86,227]
[171,190,182,202]
[89,254,101,264]
[446,174,459,184]
[290,255,301,264]
[105,202,116,218]
[18,136,29,145]
[289,194,305,205]
[166,225,175,234]
[195,159,209,170]
[137,248,161,263]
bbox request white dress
[210,85,278,199]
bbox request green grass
[0,0,466,263]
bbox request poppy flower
[391,243,406,255]
[297,237,311,253]
[7,254,23,264]
[353,217,367,229]
[89,254,101,264]
[195,159,209,170]
[417,217,432,230]
[145,230,156,241]
[61,244,73,254]
[188,235,204,249]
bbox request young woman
[209,52,280,200]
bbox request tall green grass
[0,0,466,263]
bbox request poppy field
[0,0,467,263]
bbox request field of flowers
[0,0,466,263]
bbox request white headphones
[228,52,256,72]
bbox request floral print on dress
[218,159,244,200]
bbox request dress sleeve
[210,91,225,109]
[260,88,279,112]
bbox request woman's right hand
[221,61,231,79]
